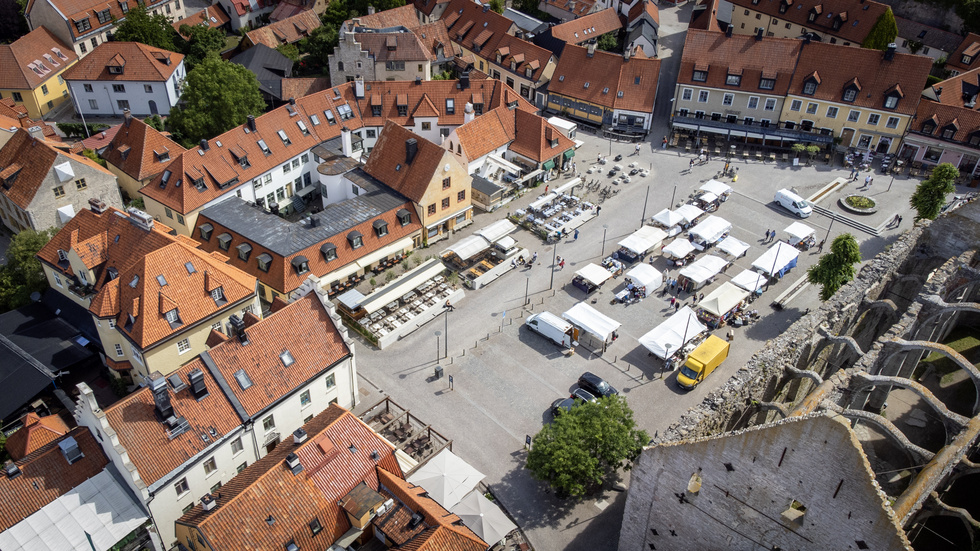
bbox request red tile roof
[4,413,70,461]
[627,0,659,25]
[549,44,661,113]
[26,0,125,40]
[80,123,121,151]
[173,6,231,37]
[364,121,456,203]
[912,68,980,143]
[281,77,332,99]
[412,21,462,59]
[491,34,553,83]
[509,109,576,162]
[412,0,451,17]
[62,42,184,83]
[269,0,309,22]
[550,8,623,44]
[947,33,980,73]
[727,0,891,44]
[689,0,724,32]
[245,10,321,48]
[103,116,186,182]
[0,427,108,532]
[540,0,596,18]
[203,293,351,417]
[0,27,77,91]
[352,32,434,62]
[0,99,60,141]
[347,4,421,30]
[678,29,802,95]
[450,105,515,161]
[441,0,516,59]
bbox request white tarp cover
[663,239,696,259]
[618,234,652,255]
[752,242,800,275]
[562,302,621,341]
[675,204,705,224]
[407,449,484,510]
[731,269,768,292]
[689,215,732,244]
[575,263,613,286]
[476,219,517,243]
[495,235,517,250]
[0,469,148,551]
[700,179,732,195]
[529,192,559,211]
[699,282,750,317]
[717,236,749,258]
[625,263,662,289]
[652,208,684,228]
[784,221,815,241]
[442,235,491,261]
[699,192,718,203]
[638,306,707,358]
[680,255,728,284]
[359,259,445,314]
[336,289,365,309]
[634,225,668,245]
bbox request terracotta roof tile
[947,33,980,73]
[678,29,802,95]
[281,77,332,99]
[413,95,441,117]
[0,99,59,141]
[347,4,420,30]
[549,44,660,113]
[0,427,108,533]
[0,27,77,91]
[540,0,596,17]
[551,8,623,44]
[912,68,980,142]
[492,34,553,82]
[173,6,231,37]
[103,116,186,182]
[451,106,514,161]
[36,0,131,40]
[412,21,462,59]
[728,0,891,44]
[689,0,724,31]
[441,0,516,57]
[509,109,576,162]
[628,0,659,25]
[412,0,451,17]
[363,121,455,203]
[4,413,70,461]
[62,42,184,83]
[352,32,434,62]
[245,10,320,48]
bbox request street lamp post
[550,242,558,290]
[601,224,609,257]
[435,330,442,362]
[443,309,449,359]
[524,274,531,307]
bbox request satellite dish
[444,164,450,172]
[30,292,41,302]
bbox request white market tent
[451,490,517,546]
[784,221,815,242]
[752,242,800,277]
[407,449,485,509]
[663,238,696,259]
[717,236,749,258]
[476,219,517,243]
[575,263,613,286]
[441,235,491,261]
[562,302,621,342]
[700,179,733,196]
[699,282,750,317]
[625,263,663,289]
[496,235,517,250]
[675,204,705,225]
[680,255,728,285]
[699,192,718,203]
[731,268,768,292]
[652,208,685,228]
[689,215,732,244]
[618,226,668,255]
[639,306,707,359]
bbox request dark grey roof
[0,336,52,421]
[502,8,548,35]
[231,44,293,100]
[895,17,963,54]
[200,169,408,257]
[471,174,504,196]
[0,301,95,374]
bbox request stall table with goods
[696,281,750,328]
[572,263,614,293]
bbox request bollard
[463,348,466,356]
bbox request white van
[774,188,812,218]
[525,312,579,348]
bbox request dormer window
[217,233,232,251]
[922,120,936,134]
[96,8,112,23]
[193,177,206,191]
[373,219,388,237]
[803,81,817,95]
[291,255,310,274]
[237,243,252,261]
[257,253,272,272]
[348,231,363,248]
[964,54,974,65]
[832,16,842,30]
[108,65,123,74]
[760,77,775,90]
[211,287,226,305]
[942,122,958,139]
[74,18,91,33]
[198,223,213,240]
[510,60,517,71]
[779,0,789,13]
[58,249,69,262]
[496,53,502,63]
[397,208,411,226]
[165,308,180,324]
[883,84,903,110]
[397,104,408,117]
[155,150,170,162]
[320,242,337,261]
[693,70,707,82]
[526,67,533,77]
[807,9,817,22]
[726,74,741,86]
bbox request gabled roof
[627,0,659,26]
[0,427,108,533]
[0,99,60,141]
[411,0,451,17]
[231,44,296,100]
[245,10,321,48]
[347,4,421,30]
[0,27,77,91]
[441,0,517,57]
[509,109,576,162]
[28,0,127,40]
[549,44,660,113]
[103,116,186,182]
[177,405,404,550]
[550,8,623,44]
[451,105,516,162]
[62,42,183,82]
[894,17,962,54]
[727,0,891,44]
[493,33,553,82]
[689,0,724,31]
[203,293,350,417]
[363,121,456,204]
[947,33,980,73]
[913,67,980,143]
[351,32,434,62]
[412,21,463,59]
[173,6,231,37]
[281,77,332,99]
[269,0,309,22]
[678,29,802,94]
[4,413,70,461]
[540,0,596,17]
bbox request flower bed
[840,194,878,214]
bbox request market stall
[699,179,733,201]
[678,255,728,292]
[616,226,668,263]
[562,302,621,351]
[697,282,750,328]
[784,221,816,250]
[639,306,707,360]
[651,208,686,237]
[572,263,613,293]
[601,256,624,277]
[663,238,697,266]
[616,264,662,303]
[731,268,768,294]
[675,204,705,228]
[693,191,720,212]
[689,216,732,250]
[717,236,749,259]
[752,242,800,279]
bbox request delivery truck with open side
[676,335,730,390]
[526,312,579,348]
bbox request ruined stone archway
[878,340,980,415]
[848,373,969,446]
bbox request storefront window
[924,147,943,163]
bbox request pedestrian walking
[763,229,770,243]
[817,239,825,252]
[572,162,577,173]
[689,158,695,170]
[891,214,900,226]
[898,215,903,226]
[661,136,668,150]
[699,293,704,302]
[727,328,735,341]
[864,175,871,187]
[849,168,856,180]
[670,297,676,307]
[595,205,601,216]
[559,259,565,270]
[635,143,641,155]
[531,252,538,264]
[444,299,455,312]
[573,228,579,240]
[675,302,681,312]
[869,178,874,187]
[544,184,549,194]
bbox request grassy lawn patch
[919,327,980,382]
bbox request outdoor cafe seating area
[357,275,452,339]
[360,397,450,463]
[511,180,596,241]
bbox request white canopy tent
[689,215,732,244]
[680,255,728,285]
[529,192,559,211]
[784,221,815,242]
[562,303,621,342]
[441,235,491,261]
[675,204,705,225]
[476,219,517,243]
[496,235,517,250]
[451,490,517,546]
[700,179,733,196]
[663,239,696,259]
[717,236,749,258]
[625,263,663,289]
[638,306,707,359]
[731,269,768,292]
[752,242,800,276]
[699,192,718,203]
[407,449,485,509]
[618,226,667,255]
[575,263,613,286]
[652,208,685,228]
[699,282,750,317]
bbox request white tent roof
[784,221,815,240]
[752,242,800,275]
[638,306,707,359]
[699,192,718,203]
[575,263,613,286]
[700,179,732,195]
[652,208,684,228]
[441,235,491,261]
[699,282,750,316]
[634,225,668,244]
[562,303,621,341]
[675,204,705,224]
[689,215,732,243]
[625,263,662,289]
[476,219,517,243]
[407,449,485,510]
[680,255,728,284]
[451,490,516,546]
[529,192,559,211]
[731,269,768,292]
[717,236,749,258]
[496,235,517,250]
[619,225,667,255]
[663,238,696,259]
[336,289,365,309]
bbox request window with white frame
[885,116,900,129]
[177,338,191,354]
[131,345,144,365]
[723,93,734,106]
[867,114,880,126]
[747,97,759,109]
[790,100,802,111]
[325,374,336,389]
[263,415,275,432]
[115,343,124,357]
[697,90,709,103]
[682,88,693,101]
[54,273,63,287]
[174,478,189,496]
[764,98,776,111]
[806,103,818,114]
[203,457,217,476]
[826,106,838,118]
[301,390,311,407]
[847,110,860,122]
[231,437,243,455]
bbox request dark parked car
[577,372,618,398]
[550,388,597,416]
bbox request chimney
[89,198,107,213]
[756,27,763,41]
[464,102,475,123]
[341,126,353,157]
[367,4,375,14]
[246,115,256,132]
[415,76,422,85]
[150,376,173,419]
[725,24,733,38]
[884,42,897,61]
[3,461,21,480]
[188,368,208,399]
[936,86,943,98]
[199,138,210,151]
[354,78,365,99]
[804,35,811,45]
[285,453,304,475]
[201,494,217,511]
[624,46,631,61]
[405,138,418,164]
[587,43,596,57]
[293,428,308,444]
[289,97,296,105]
[126,207,155,231]
[123,108,132,126]
[483,3,489,10]
[460,71,470,89]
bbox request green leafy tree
[299,25,338,74]
[321,0,352,28]
[112,4,178,51]
[910,162,958,221]
[526,395,648,498]
[489,0,503,13]
[276,42,301,63]
[180,24,227,69]
[807,233,862,301]
[166,54,266,146]
[861,8,897,51]
[597,31,618,52]
[351,0,405,15]
[0,228,55,312]
[144,114,165,131]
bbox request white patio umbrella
[407,449,485,509]
[451,489,517,546]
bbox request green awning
[563,149,575,159]
[542,160,556,171]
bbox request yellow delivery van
[677,335,730,390]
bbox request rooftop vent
[294,428,308,445]
[266,515,275,526]
[126,207,154,231]
[884,42,896,61]
[405,138,418,164]
[408,512,424,529]
[348,444,357,454]
[246,115,256,132]
[756,27,763,40]
[4,461,22,479]
[201,493,217,511]
[167,373,187,392]
[285,452,304,475]
[150,376,173,418]
[280,350,295,367]
[200,139,210,151]
[370,450,380,461]
[188,368,208,399]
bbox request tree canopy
[0,228,55,313]
[860,8,898,50]
[597,31,618,52]
[166,54,266,146]
[806,233,862,301]
[179,24,227,69]
[910,162,958,220]
[526,395,648,498]
[112,4,178,51]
